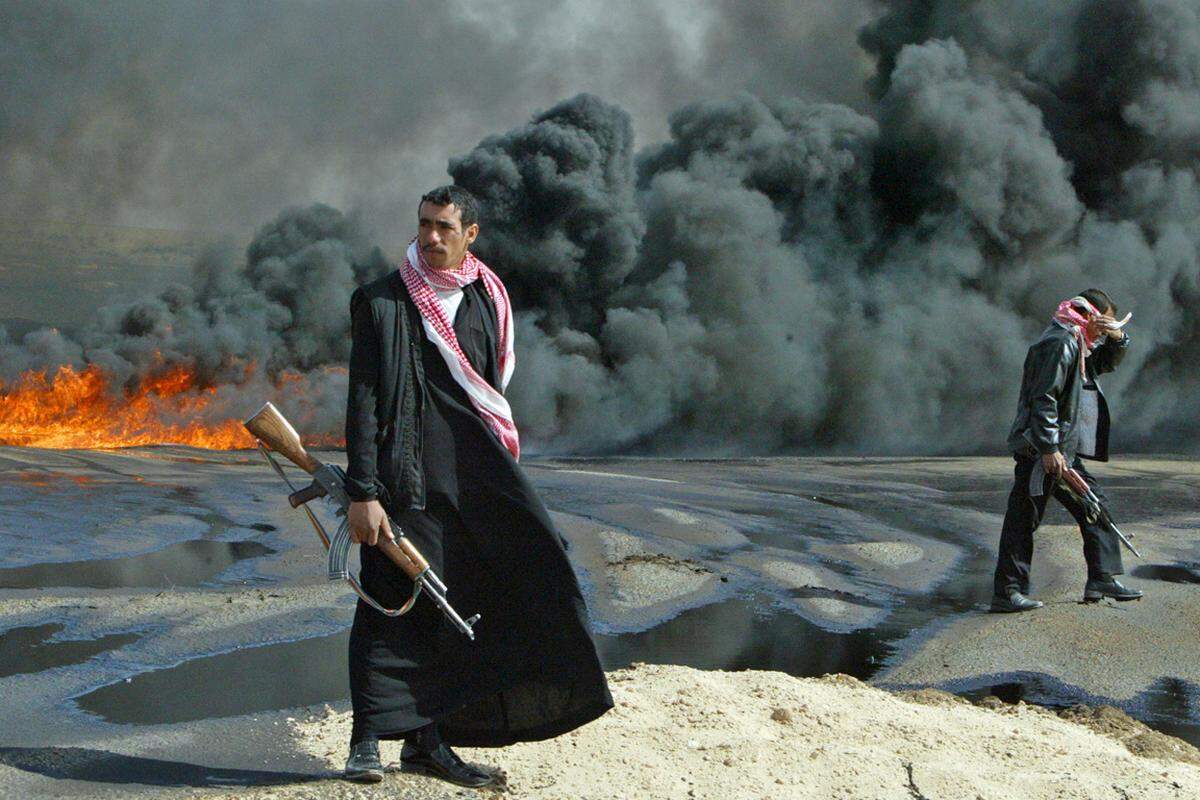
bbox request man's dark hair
[419,185,480,229]
[1079,288,1116,315]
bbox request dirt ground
[2,450,1198,799]
[201,663,1200,800]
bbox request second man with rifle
[991,289,1143,613]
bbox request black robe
[348,281,612,746]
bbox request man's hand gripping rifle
[1059,467,1142,559]
[243,402,480,639]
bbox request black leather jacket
[1006,323,1130,461]
[344,271,428,510]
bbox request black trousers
[992,455,1124,597]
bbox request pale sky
[1,0,878,246]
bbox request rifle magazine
[328,519,353,582]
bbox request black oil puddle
[597,596,889,678]
[0,540,275,589]
[1132,562,1200,584]
[71,571,1200,750]
[951,673,1200,748]
[74,595,894,725]
[0,623,141,678]
[72,586,944,727]
[76,632,352,725]
[69,523,1001,727]
[64,536,1200,751]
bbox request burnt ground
[0,447,1197,797]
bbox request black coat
[343,269,612,747]
[343,271,501,510]
[1006,324,1130,461]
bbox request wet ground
[0,623,141,680]
[1,447,1198,797]
[955,674,1200,747]
[0,540,275,590]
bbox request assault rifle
[1059,467,1142,559]
[243,402,480,639]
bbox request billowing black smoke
[449,95,645,335]
[453,0,1200,453]
[861,0,1200,204]
[2,0,1198,454]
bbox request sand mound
[220,664,1200,800]
[1058,705,1200,767]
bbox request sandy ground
[195,663,1200,800]
[2,450,1198,798]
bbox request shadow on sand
[0,746,322,789]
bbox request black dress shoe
[1084,576,1143,602]
[989,590,1044,613]
[400,742,495,788]
[344,739,384,783]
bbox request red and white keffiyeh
[399,238,519,460]
[1052,296,1101,378]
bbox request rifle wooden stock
[244,401,322,474]
[244,401,439,582]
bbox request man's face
[418,201,478,271]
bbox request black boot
[1084,575,1143,602]
[400,742,495,788]
[343,738,384,783]
[989,590,1044,613]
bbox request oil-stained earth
[1,447,1198,798]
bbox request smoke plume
[2,0,1199,454]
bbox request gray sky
[1,0,876,247]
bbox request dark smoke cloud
[459,89,1032,452]
[79,206,387,386]
[873,38,1083,251]
[2,1,1199,454]
[449,95,645,334]
[450,0,1200,454]
[861,0,1200,203]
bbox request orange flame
[1,363,263,449]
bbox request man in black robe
[991,288,1142,613]
[341,185,612,786]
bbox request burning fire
[1,363,281,449]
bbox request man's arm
[1089,330,1130,375]
[344,287,381,502]
[1027,338,1076,462]
[344,288,396,546]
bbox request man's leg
[390,501,495,789]
[344,502,446,783]
[992,455,1051,609]
[344,720,384,783]
[1053,458,1141,601]
[343,624,386,783]
[399,721,495,787]
[1052,459,1123,579]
